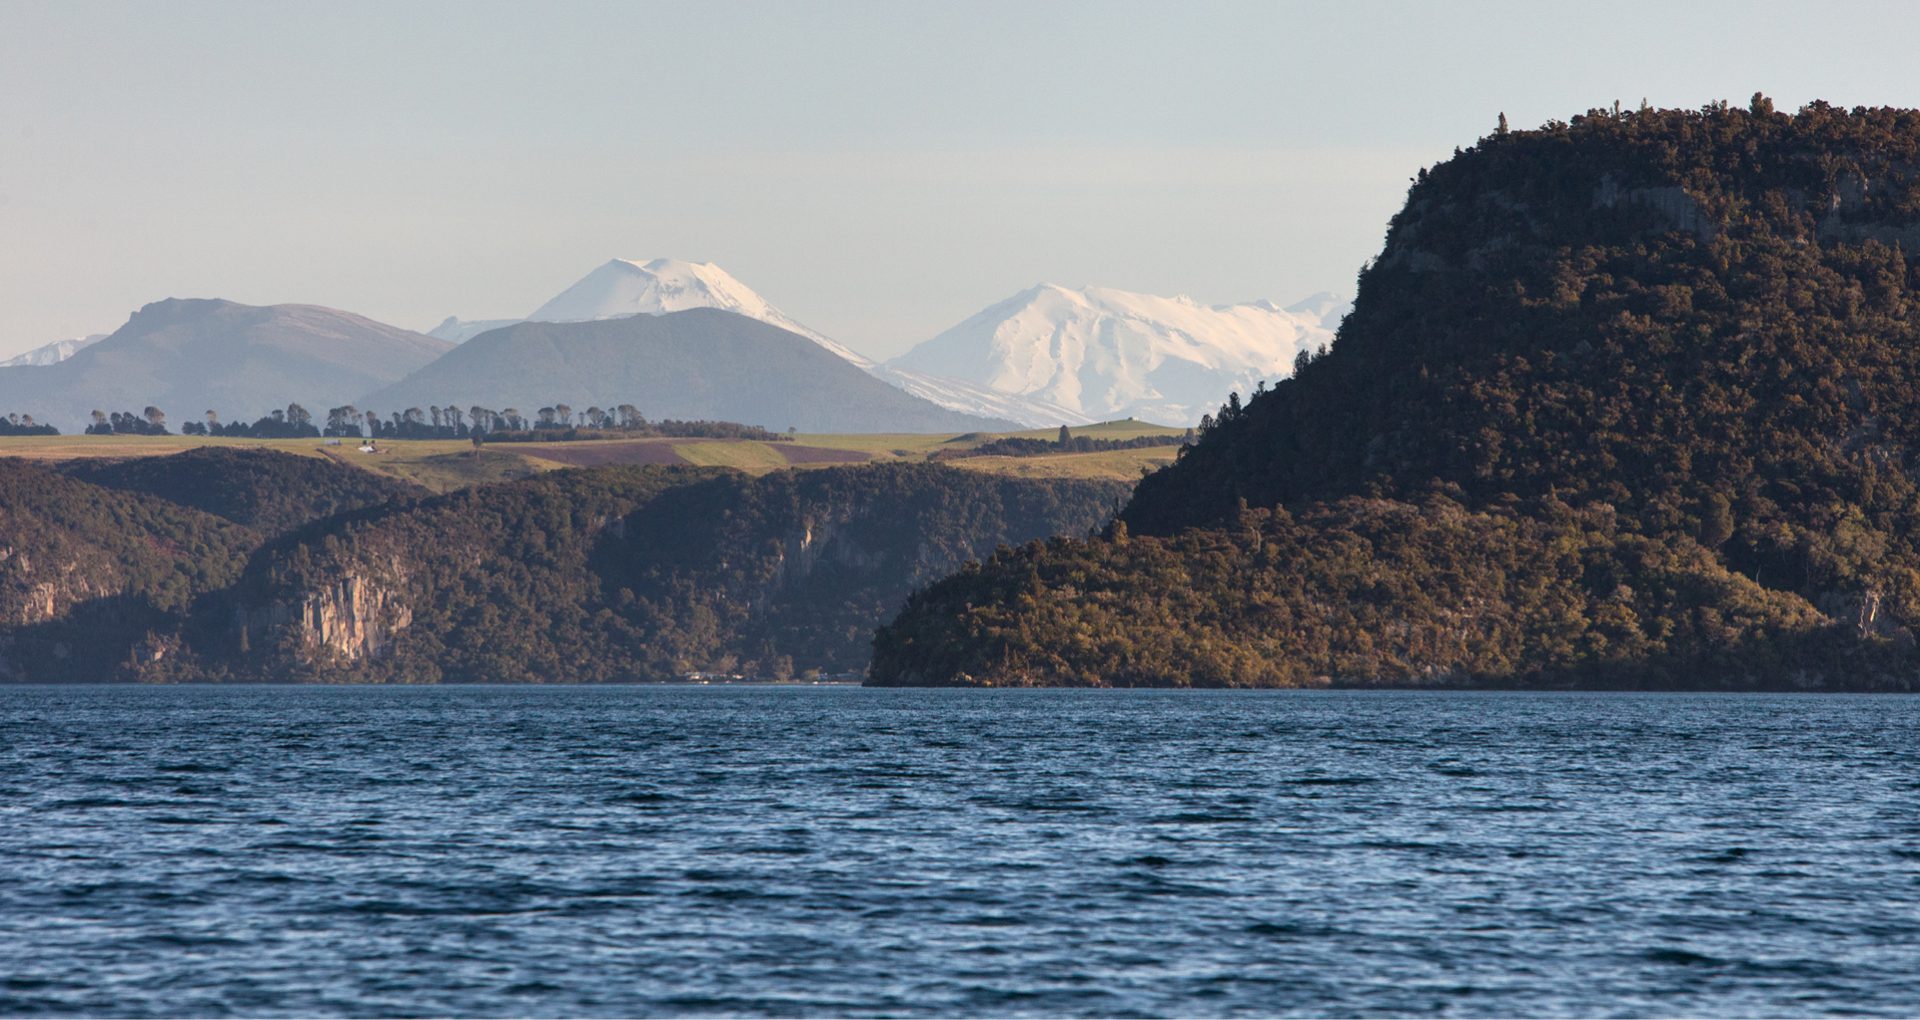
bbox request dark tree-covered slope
[223,466,722,683]
[600,466,1128,676]
[61,448,426,537]
[872,98,1920,689]
[220,463,1125,682]
[0,459,255,681]
[869,497,1846,689]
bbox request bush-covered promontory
[871,98,1920,689]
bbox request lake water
[1,686,1916,1018]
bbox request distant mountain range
[0,257,1342,432]
[429,258,1346,427]
[0,299,451,429]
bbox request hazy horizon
[3,0,1918,360]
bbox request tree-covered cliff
[871,98,1920,689]
[214,463,1125,682]
[600,467,1126,677]
[0,452,1126,682]
[0,459,256,681]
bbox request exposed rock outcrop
[237,567,412,668]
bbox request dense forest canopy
[0,449,1126,683]
[0,459,256,681]
[872,98,1920,689]
[225,463,1126,682]
[59,448,427,537]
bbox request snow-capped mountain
[430,259,1345,428]
[426,317,521,343]
[432,257,1079,425]
[885,283,1341,427]
[433,258,873,366]
[872,365,1096,427]
[533,258,844,350]
[1,334,106,368]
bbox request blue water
[1,687,1916,1018]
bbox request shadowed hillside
[219,463,1126,682]
[60,447,427,536]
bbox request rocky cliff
[236,569,414,670]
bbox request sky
[3,0,1920,361]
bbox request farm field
[0,419,1185,490]
[945,445,1180,480]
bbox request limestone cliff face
[0,546,114,627]
[238,565,413,668]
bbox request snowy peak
[887,283,1340,426]
[423,258,876,364]
[427,316,520,343]
[530,258,772,323]
[525,258,872,366]
[872,365,1097,428]
[1,334,105,368]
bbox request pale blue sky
[2,0,1917,359]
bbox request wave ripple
[1,686,1916,1017]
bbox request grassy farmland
[0,419,1186,491]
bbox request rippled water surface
[2,686,1918,1017]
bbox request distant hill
[362,307,1019,433]
[0,298,452,430]
[884,283,1343,426]
[873,98,1920,690]
[60,448,426,537]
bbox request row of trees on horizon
[23,401,791,442]
[0,412,57,436]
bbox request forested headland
[870,98,1920,690]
